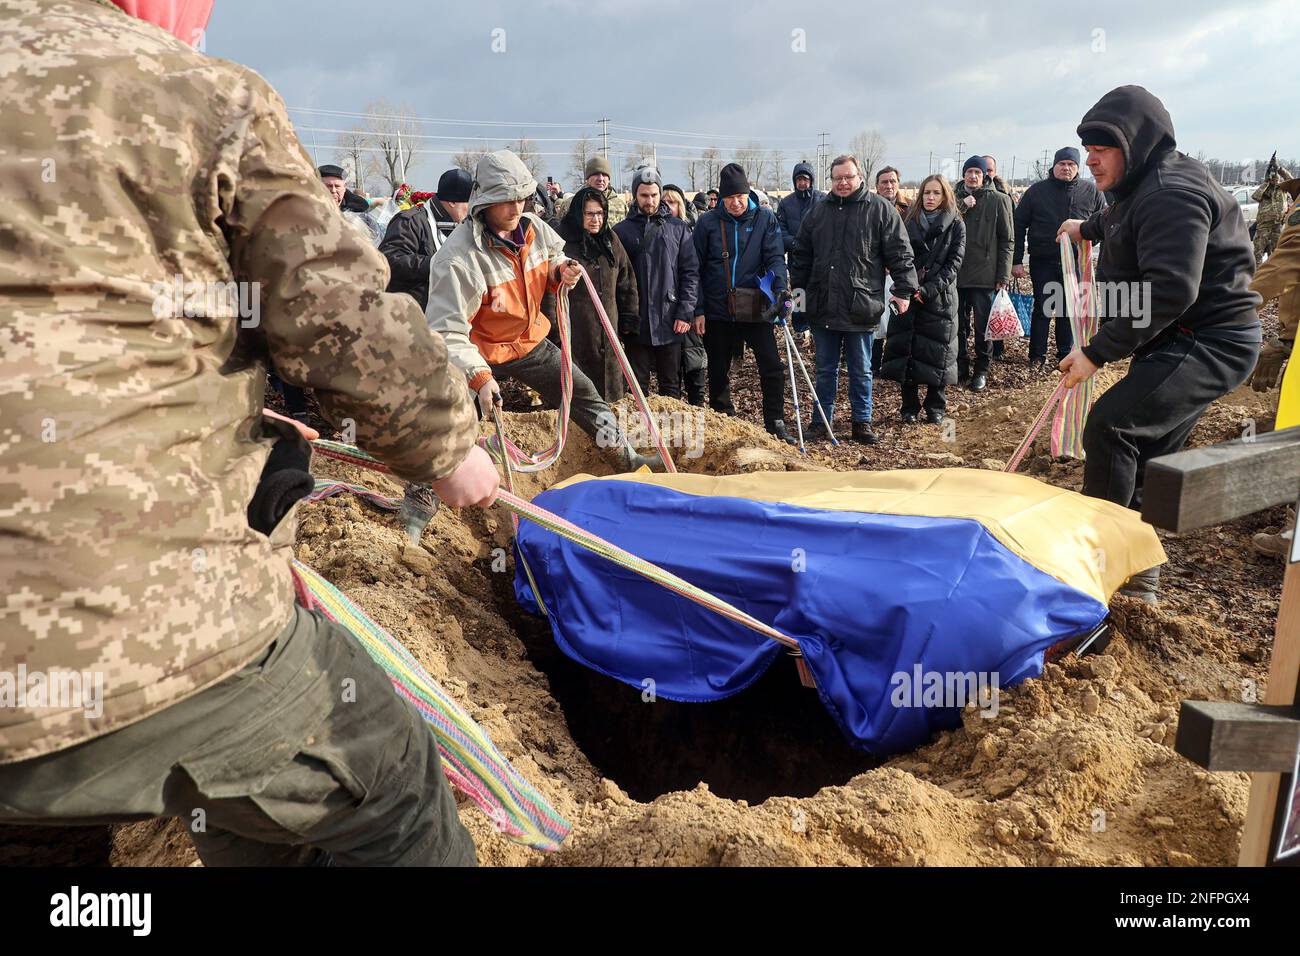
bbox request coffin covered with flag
[514,469,1166,754]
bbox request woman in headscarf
[555,185,640,401]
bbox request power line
[609,122,810,142]
[293,124,586,143]
[287,105,593,129]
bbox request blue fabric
[515,481,1108,754]
[812,327,874,423]
[692,192,788,322]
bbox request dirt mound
[114,362,1278,867]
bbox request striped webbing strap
[290,560,571,851]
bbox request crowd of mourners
[342,146,1108,447]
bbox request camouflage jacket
[1252,194,1300,341]
[0,0,478,763]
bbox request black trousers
[625,339,683,400]
[704,321,786,425]
[1082,328,1260,510]
[901,379,947,415]
[957,288,994,378]
[1029,260,1073,361]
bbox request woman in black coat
[881,175,966,423]
[554,185,639,402]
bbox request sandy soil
[104,296,1289,868]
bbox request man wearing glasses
[790,155,917,445]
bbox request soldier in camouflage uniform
[0,0,500,865]
[1249,179,1300,558]
[1253,164,1294,265]
[553,155,628,226]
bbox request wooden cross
[1143,426,1300,866]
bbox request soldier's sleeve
[222,81,477,484]
[1251,209,1300,340]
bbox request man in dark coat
[776,160,825,255]
[693,162,793,441]
[954,155,1014,391]
[790,155,918,444]
[613,166,700,401]
[555,186,639,401]
[1058,85,1262,603]
[1012,147,1107,369]
[881,181,966,423]
[378,168,472,311]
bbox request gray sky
[207,0,1297,191]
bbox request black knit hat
[719,163,750,198]
[1053,147,1081,165]
[436,168,473,203]
[317,164,347,180]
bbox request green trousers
[0,605,475,866]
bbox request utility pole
[955,141,965,171]
[397,128,406,184]
[818,132,829,187]
[599,117,610,158]
[928,151,934,175]
[1010,155,1016,186]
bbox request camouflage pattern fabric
[0,0,478,763]
[1254,169,1294,264]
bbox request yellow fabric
[553,469,1167,606]
[1278,354,1300,431]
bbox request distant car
[1231,185,1259,237]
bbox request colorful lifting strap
[289,559,570,852]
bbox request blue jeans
[812,327,873,423]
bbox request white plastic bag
[986,287,1022,341]
[878,274,894,338]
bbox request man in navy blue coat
[694,163,794,442]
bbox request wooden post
[1144,428,1300,865]
[1239,558,1300,865]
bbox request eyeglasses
[583,211,603,219]
[831,175,859,184]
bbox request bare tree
[569,135,595,189]
[769,150,787,191]
[334,126,376,194]
[700,147,722,190]
[684,153,703,191]
[452,145,492,175]
[510,137,544,181]
[849,129,887,182]
[365,99,420,193]
[732,142,768,192]
[622,141,656,176]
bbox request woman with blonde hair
[880,174,966,423]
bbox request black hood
[792,160,816,192]
[341,189,370,213]
[1077,85,1177,198]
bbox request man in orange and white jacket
[407,151,659,539]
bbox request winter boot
[851,422,880,445]
[400,483,440,545]
[766,419,796,445]
[1253,528,1293,559]
[1117,566,1161,605]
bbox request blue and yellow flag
[516,469,1165,754]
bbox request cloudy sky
[207,0,1297,191]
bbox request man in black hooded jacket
[1058,85,1262,603]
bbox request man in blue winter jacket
[694,162,795,442]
